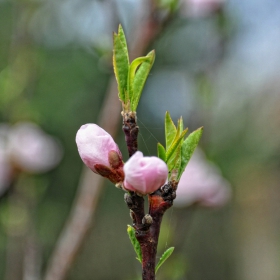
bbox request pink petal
[124,151,168,195]
[76,123,122,172]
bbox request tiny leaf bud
[142,214,153,225]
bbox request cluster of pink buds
[76,124,168,194]
[74,26,231,279]
[76,124,232,206]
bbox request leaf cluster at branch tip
[157,112,203,181]
[113,25,155,112]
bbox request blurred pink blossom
[181,0,224,18]
[76,123,123,173]
[123,151,168,195]
[7,122,63,173]
[174,148,231,208]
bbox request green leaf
[131,50,155,111]
[166,128,187,176]
[165,112,177,151]
[166,117,184,174]
[118,25,128,54]
[166,128,188,163]
[127,225,142,263]
[155,247,175,274]
[167,146,181,175]
[113,26,129,102]
[157,143,166,162]
[178,127,203,179]
[128,56,150,103]
[178,117,184,135]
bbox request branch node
[142,214,153,226]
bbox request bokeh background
[0,0,280,279]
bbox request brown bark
[140,184,176,280]
[122,111,139,157]
[125,181,176,280]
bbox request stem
[138,204,162,280]
[121,2,179,279]
[125,182,176,280]
[124,192,145,226]
[121,54,178,279]
[45,2,169,278]
[122,111,139,157]
[141,183,176,280]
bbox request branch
[44,3,167,280]
[122,111,139,157]
[44,4,165,280]
[139,182,176,280]
[44,79,120,280]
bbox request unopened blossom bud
[7,122,62,173]
[174,148,231,208]
[76,124,124,184]
[123,151,168,195]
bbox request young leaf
[131,50,155,111]
[155,247,175,274]
[166,128,188,163]
[118,25,128,54]
[178,127,203,179]
[166,117,184,173]
[178,117,184,135]
[128,56,150,103]
[127,225,142,263]
[165,112,177,151]
[113,28,129,102]
[167,146,181,174]
[157,143,166,162]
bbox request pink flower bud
[174,148,231,208]
[76,124,124,184]
[123,151,168,195]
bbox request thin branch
[138,182,176,280]
[122,111,139,157]
[44,79,120,280]
[44,3,171,280]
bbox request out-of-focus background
[0,0,280,279]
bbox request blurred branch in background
[43,80,119,280]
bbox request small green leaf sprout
[113,25,155,112]
[157,112,203,181]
